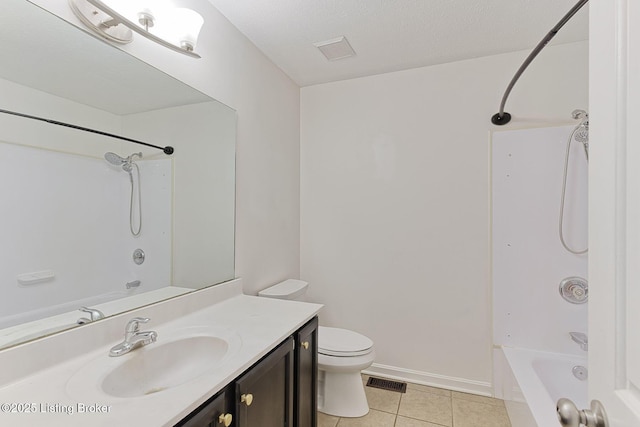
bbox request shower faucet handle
[569,332,588,351]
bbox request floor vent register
[365,377,407,393]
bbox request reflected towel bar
[0,108,174,155]
[491,0,589,126]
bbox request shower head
[572,109,588,120]
[570,110,589,160]
[572,110,589,141]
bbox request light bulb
[173,8,204,51]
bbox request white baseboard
[363,363,493,397]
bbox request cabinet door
[176,388,232,427]
[295,317,318,427]
[235,337,294,427]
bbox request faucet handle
[570,332,588,351]
[125,317,150,333]
[79,306,105,321]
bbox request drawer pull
[241,393,254,406]
[301,341,310,350]
[218,413,233,426]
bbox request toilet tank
[258,279,309,301]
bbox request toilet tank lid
[258,279,308,299]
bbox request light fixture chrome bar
[69,0,133,44]
[71,0,201,59]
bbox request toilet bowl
[317,326,375,417]
[258,279,375,417]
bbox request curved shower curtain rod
[491,0,589,126]
[0,108,174,155]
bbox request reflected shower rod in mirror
[0,108,174,155]
[491,0,588,125]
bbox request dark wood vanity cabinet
[176,316,318,427]
[175,388,231,427]
[294,317,318,427]
[235,337,294,427]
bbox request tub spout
[570,332,588,351]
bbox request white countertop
[0,279,322,426]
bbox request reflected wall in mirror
[0,0,236,350]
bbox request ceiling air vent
[314,36,356,61]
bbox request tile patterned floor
[318,376,512,427]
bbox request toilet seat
[319,326,373,357]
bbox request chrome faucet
[570,332,588,351]
[109,317,157,357]
[77,306,105,325]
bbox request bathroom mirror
[0,0,236,349]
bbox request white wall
[30,0,302,295]
[301,41,588,393]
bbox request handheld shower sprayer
[571,110,589,159]
[559,110,589,255]
[104,152,143,236]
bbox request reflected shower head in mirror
[104,152,143,236]
[104,152,142,171]
[104,151,125,166]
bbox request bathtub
[503,347,588,427]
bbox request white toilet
[258,279,375,418]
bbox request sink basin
[102,336,229,397]
[66,326,241,399]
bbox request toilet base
[318,369,369,417]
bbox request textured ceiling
[206,0,589,87]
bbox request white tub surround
[492,126,588,354]
[503,347,587,427]
[491,125,588,426]
[0,279,322,426]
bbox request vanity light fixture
[69,0,204,58]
